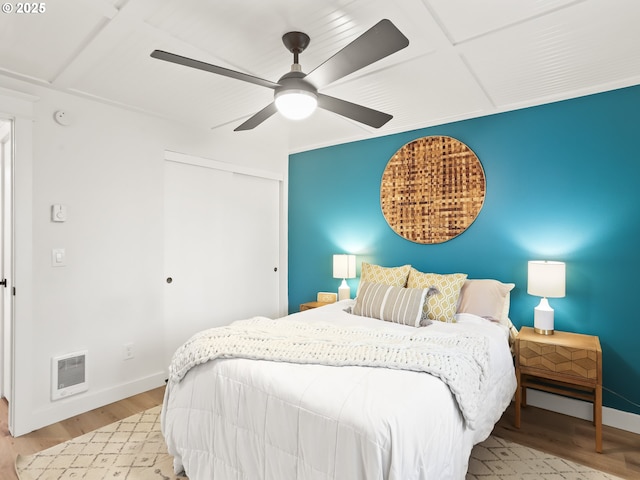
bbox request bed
[161,267,517,480]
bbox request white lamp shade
[333,254,356,279]
[527,260,565,298]
[275,89,317,120]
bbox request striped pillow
[353,281,430,327]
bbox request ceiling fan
[151,19,409,131]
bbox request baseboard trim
[24,372,166,436]
[526,388,640,435]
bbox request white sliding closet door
[164,155,280,366]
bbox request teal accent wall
[288,84,640,416]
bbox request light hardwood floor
[494,402,640,479]
[1,387,639,479]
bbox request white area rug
[15,405,184,480]
[467,435,622,479]
[16,405,621,480]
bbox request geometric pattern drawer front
[519,340,598,380]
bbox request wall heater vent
[51,350,88,401]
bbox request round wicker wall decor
[380,135,485,244]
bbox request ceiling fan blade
[317,94,392,128]
[305,19,409,89]
[151,50,280,89]
[234,103,278,131]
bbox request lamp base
[534,327,554,335]
[338,279,351,301]
[533,297,554,335]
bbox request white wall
[0,77,289,435]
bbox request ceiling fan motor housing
[276,69,317,95]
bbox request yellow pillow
[407,268,467,322]
[358,263,411,295]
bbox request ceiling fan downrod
[282,31,311,66]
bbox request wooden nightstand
[299,301,331,311]
[515,326,602,452]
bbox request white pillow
[456,279,515,327]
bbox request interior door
[0,119,12,399]
[163,156,280,366]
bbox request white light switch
[52,248,66,267]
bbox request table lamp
[527,260,566,335]
[333,254,356,300]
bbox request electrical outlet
[123,343,134,360]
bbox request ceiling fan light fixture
[275,89,318,120]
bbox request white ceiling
[1,0,639,153]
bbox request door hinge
[0,278,6,287]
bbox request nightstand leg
[515,373,522,428]
[595,384,602,453]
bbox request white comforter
[161,300,516,480]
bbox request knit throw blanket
[169,317,490,428]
